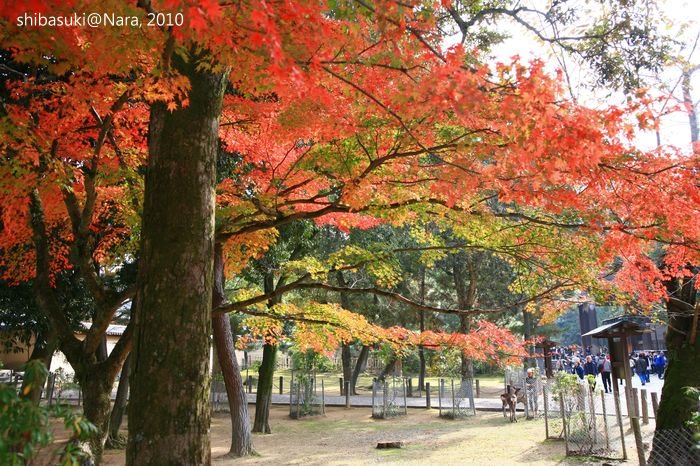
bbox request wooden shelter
[582,315,652,402]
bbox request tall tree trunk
[418,266,426,391]
[107,354,131,446]
[336,271,353,388]
[523,309,535,369]
[212,312,254,456]
[454,253,477,381]
[252,343,277,433]
[350,345,369,395]
[649,276,700,465]
[253,272,281,434]
[127,55,226,465]
[212,242,254,455]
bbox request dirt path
[102,405,633,465]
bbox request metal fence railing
[371,377,407,419]
[289,372,324,419]
[437,378,476,419]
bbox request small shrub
[0,361,97,465]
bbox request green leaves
[0,361,96,465]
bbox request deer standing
[500,385,521,423]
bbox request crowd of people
[550,345,667,391]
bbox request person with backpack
[654,352,667,380]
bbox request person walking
[601,355,612,393]
[635,353,649,386]
[583,355,598,377]
[573,360,584,381]
[655,352,667,379]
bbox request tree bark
[350,345,369,395]
[212,312,254,456]
[252,344,277,433]
[126,54,226,465]
[649,276,700,465]
[336,272,353,389]
[212,242,255,456]
[107,354,131,445]
[523,308,535,369]
[418,267,426,391]
[79,368,115,463]
[341,344,352,391]
[453,253,477,381]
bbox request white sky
[464,0,700,150]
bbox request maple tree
[1,0,699,464]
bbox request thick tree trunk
[252,344,277,433]
[350,345,369,395]
[212,242,254,456]
[459,314,474,381]
[127,55,226,465]
[649,276,700,465]
[79,368,115,464]
[107,354,131,445]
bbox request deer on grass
[500,385,522,423]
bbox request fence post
[475,379,480,398]
[612,386,627,460]
[345,381,351,408]
[560,397,569,456]
[321,379,325,415]
[279,376,284,395]
[426,382,431,409]
[371,378,377,416]
[339,377,344,396]
[641,390,649,424]
[289,371,294,417]
[630,389,647,466]
[543,383,549,439]
[600,390,610,451]
[403,378,408,415]
[650,392,659,418]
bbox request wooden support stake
[475,379,480,398]
[630,389,647,466]
[651,392,659,418]
[641,389,649,424]
[426,382,431,409]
